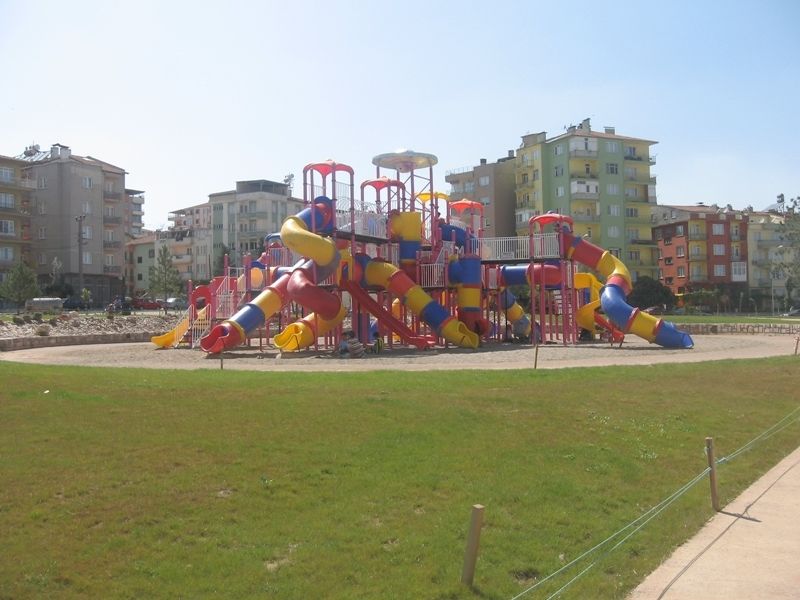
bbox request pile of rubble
[0,312,181,339]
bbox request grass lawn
[0,358,798,599]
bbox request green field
[1,359,798,599]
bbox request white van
[25,297,64,313]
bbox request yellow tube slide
[364,261,479,349]
[273,215,345,351]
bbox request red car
[131,297,161,310]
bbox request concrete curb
[0,332,159,352]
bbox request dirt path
[1,334,796,372]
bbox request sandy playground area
[1,334,797,372]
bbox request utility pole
[75,214,86,294]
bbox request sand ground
[1,334,796,372]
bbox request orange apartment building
[653,204,749,297]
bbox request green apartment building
[514,118,658,282]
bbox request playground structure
[152,151,694,354]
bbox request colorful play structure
[152,151,693,354]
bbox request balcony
[730,233,742,241]
[103,215,122,225]
[0,176,36,190]
[628,238,656,246]
[103,265,122,274]
[172,254,192,264]
[104,190,121,200]
[129,195,145,204]
[687,253,708,261]
[570,171,599,180]
[571,191,599,200]
[569,149,598,158]
[103,241,122,249]
[689,272,708,282]
[571,213,599,223]
[688,232,706,241]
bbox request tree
[0,261,41,312]
[214,244,232,276]
[626,276,675,310]
[149,245,183,301]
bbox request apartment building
[746,210,794,312]
[515,118,658,282]
[15,144,145,306]
[652,204,748,298]
[445,152,517,237]
[156,203,213,283]
[126,231,156,297]
[0,155,34,285]
[209,180,303,269]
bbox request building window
[608,225,620,238]
[38,227,46,239]
[665,257,673,265]
[626,228,639,240]
[608,204,620,216]
[520,173,528,184]
[625,207,638,218]
[628,250,640,262]
[532,169,539,181]
[105,181,115,193]
[480,197,490,205]
[625,187,638,198]
[137,256,142,264]
[82,176,93,189]
[83,251,92,265]
[38,176,47,189]
[553,166,564,177]
[556,186,565,197]
[38,253,47,265]
[606,183,619,195]
[37,200,46,215]
[714,264,726,277]
[83,201,91,215]
[606,141,619,153]
[82,225,92,240]
[137,273,143,281]
[0,220,15,236]
[713,244,725,255]
[0,246,13,261]
[105,254,115,266]
[676,225,684,236]
[478,175,490,186]
[554,144,564,156]
[148,249,155,258]
[606,163,619,175]
[658,268,663,279]
[676,245,685,257]
[712,223,724,235]
[624,166,637,179]
[677,266,685,277]
[0,167,13,182]
[0,193,14,209]
[625,146,637,158]
[731,261,747,281]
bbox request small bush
[12,316,25,326]
[35,324,51,336]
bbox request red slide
[340,279,435,349]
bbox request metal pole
[75,214,85,295]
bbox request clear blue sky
[2,0,798,230]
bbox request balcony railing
[571,213,599,222]
[103,265,122,274]
[569,149,598,158]
[570,171,599,179]
[688,232,706,240]
[0,176,36,190]
[104,190,121,200]
[571,191,600,200]
[465,233,561,261]
[687,253,708,261]
[103,216,122,224]
[689,272,708,282]
[103,241,121,249]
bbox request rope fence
[506,405,800,599]
[678,322,800,335]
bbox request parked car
[164,297,188,311]
[131,297,161,310]
[62,296,87,310]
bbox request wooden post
[461,504,485,586]
[705,437,720,512]
[794,336,799,356]
[534,343,539,369]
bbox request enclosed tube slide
[447,255,489,336]
[355,255,480,349]
[574,272,624,343]
[498,263,561,338]
[564,232,693,348]
[201,197,344,353]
